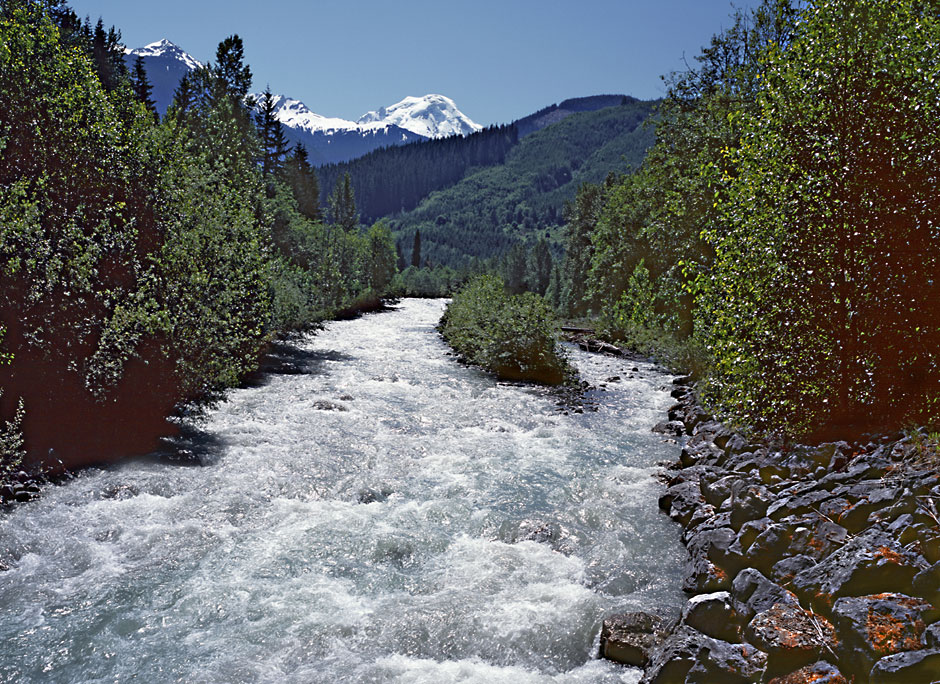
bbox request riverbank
[600,373,940,683]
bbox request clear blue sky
[68,0,761,125]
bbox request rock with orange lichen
[766,660,849,684]
[791,529,928,612]
[745,603,839,676]
[832,593,935,679]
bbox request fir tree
[214,34,252,100]
[130,55,157,119]
[411,229,422,268]
[285,144,321,221]
[327,172,358,232]
[255,87,290,176]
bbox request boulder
[660,479,704,526]
[913,561,940,606]
[598,611,670,666]
[652,420,686,437]
[684,526,741,592]
[791,528,928,613]
[682,591,746,643]
[771,555,817,585]
[924,622,940,649]
[766,660,849,684]
[869,649,940,683]
[731,568,800,620]
[745,603,839,676]
[729,482,774,530]
[641,625,766,684]
[832,593,934,678]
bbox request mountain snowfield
[358,94,483,138]
[125,39,482,164]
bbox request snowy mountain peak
[125,39,202,71]
[358,94,482,139]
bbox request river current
[0,298,686,683]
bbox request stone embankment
[601,377,940,683]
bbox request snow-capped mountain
[254,94,481,165]
[124,39,202,117]
[358,94,482,139]
[126,39,482,164]
[257,94,428,165]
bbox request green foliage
[439,275,570,384]
[697,0,940,436]
[0,5,390,469]
[389,101,657,270]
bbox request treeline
[318,124,519,223]
[0,0,396,475]
[553,0,940,439]
[391,100,657,270]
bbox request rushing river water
[0,299,686,683]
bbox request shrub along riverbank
[0,2,397,488]
[438,275,571,385]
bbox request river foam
[0,299,685,683]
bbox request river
[0,298,686,683]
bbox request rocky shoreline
[599,376,940,682]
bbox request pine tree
[214,35,252,100]
[502,242,528,294]
[284,144,322,221]
[327,172,358,232]
[411,229,422,268]
[130,55,157,119]
[527,238,553,296]
[255,87,290,176]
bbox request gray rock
[731,568,799,620]
[764,660,849,684]
[745,603,838,677]
[869,649,940,683]
[791,528,928,613]
[682,591,745,643]
[598,611,669,666]
[832,593,934,678]
[641,625,766,684]
[924,622,940,649]
[771,555,817,585]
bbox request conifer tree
[411,229,422,268]
[130,55,157,119]
[328,172,358,232]
[255,87,290,176]
[214,34,252,100]
[285,144,321,221]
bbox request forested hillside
[0,0,396,474]
[390,99,657,269]
[552,0,940,440]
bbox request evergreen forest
[0,0,397,475]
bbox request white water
[0,299,686,683]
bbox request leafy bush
[439,275,570,384]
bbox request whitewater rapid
[0,299,686,683]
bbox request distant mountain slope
[125,39,480,164]
[514,94,637,137]
[123,39,202,117]
[387,99,658,268]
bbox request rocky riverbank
[601,377,940,683]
